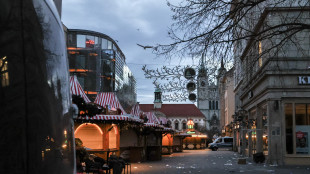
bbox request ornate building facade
[196,57,221,133]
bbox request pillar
[256,106,263,153]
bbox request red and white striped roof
[144,123,164,128]
[158,117,168,125]
[144,112,160,124]
[130,103,143,119]
[76,115,135,121]
[70,75,91,103]
[94,92,126,115]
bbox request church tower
[197,54,222,132]
[154,87,162,109]
[197,54,209,127]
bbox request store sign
[187,131,196,134]
[296,131,305,139]
[298,76,310,85]
[86,39,95,48]
[192,135,207,138]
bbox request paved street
[131,150,310,174]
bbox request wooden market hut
[119,103,145,163]
[182,128,208,150]
[143,112,164,161]
[173,131,191,152]
[157,116,174,155]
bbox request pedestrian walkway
[131,149,310,174]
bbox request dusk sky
[62,0,197,104]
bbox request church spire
[198,52,207,77]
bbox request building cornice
[239,7,310,61]
[67,29,126,60]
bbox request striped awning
[158,117,168,125]
[130,103,143,120]
[163,127,173,131]
[144,123,164,128]
[144,112,160,124]
[94,92,126,115]
[70,75,91,103]
[123,114,143,123]
[76,115,136,121]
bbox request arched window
[75,123,103,149]
[174,121,179,130]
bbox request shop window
[295,104,310,154]
[286,103,310,155]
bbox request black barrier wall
[0,0,75,173]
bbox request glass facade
[67,29,137,109]
[0,0,75,173]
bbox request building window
[212,101,215,110]
[77,34,86,48]
[209,101,212,109]
[175,122,179,130]
[182,122,186,130]
[194,123,198,130]
[216,101,218,110]
[258,41,262,67]
[285,103,310,155]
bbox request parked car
[208,137,233,151]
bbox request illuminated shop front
[237,73,310,165]
[182,119,208,150]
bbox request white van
[208,137,233,151]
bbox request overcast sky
[62,0,195,104]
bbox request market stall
[119,103,145,163]
[144,112,163,161]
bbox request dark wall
[0,0,74,173]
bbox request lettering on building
[298,76,310,85]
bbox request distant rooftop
[139,104,205,118]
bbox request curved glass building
[0,0,75,173]
[67,29,137,109]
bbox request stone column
[256,106,263,153]
[248,130,252,157]
[241,128,247,156]
[233,128,237,152]
[267,100,283,165]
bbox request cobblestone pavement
[130,149,310,174]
